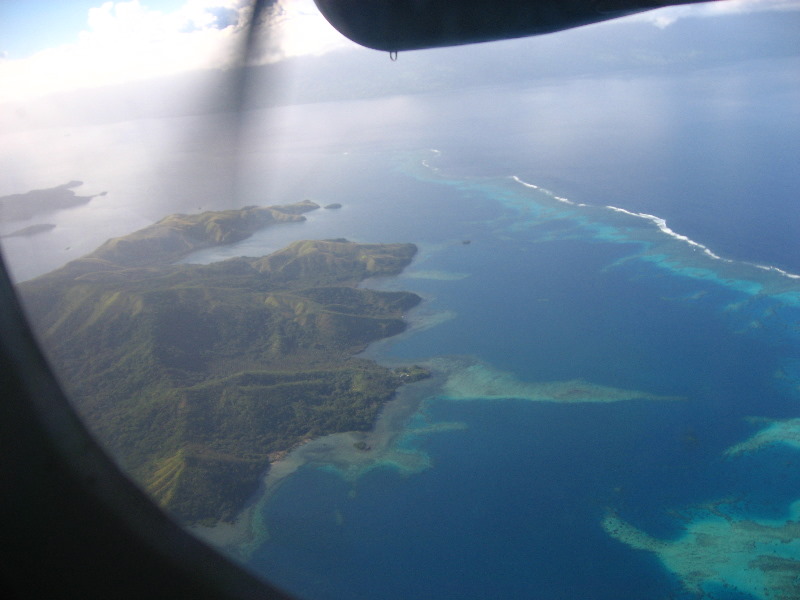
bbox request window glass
[2,2,800,599]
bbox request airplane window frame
[0,251,293,598]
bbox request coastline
[190,368,445,557]
[189,349,682,556]
[194,271,452,553]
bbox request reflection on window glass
[2,1,800,598]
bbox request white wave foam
[753,263,800,280]
[420,149,442,171]
[606,207,800,279]
[605,206,724,260]
[512,176,800,282]
[511,175,540,190]
[511,176,587,206]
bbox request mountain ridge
[18,201,428,524]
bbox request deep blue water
[174,53,800,600]
[253,403,684,600]
[232,139,800,598]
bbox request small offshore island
[1,223,56,238]
[18,200,428,525]
[0,180,105,221]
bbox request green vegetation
[18,202,428,525]
[84,200,320,267]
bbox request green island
[18,200,428,526]
[0,180,105,221]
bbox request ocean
[3,44,800,600]
[226,61,800,599]
[226,145,800,600]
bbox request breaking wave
[508,173,800,282]
[414,151,800,284]
[604,205,723,260]
[510,176,587,207]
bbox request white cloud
[0,0,353,103]
[634,0,800,28]
[8,0,796,103]
[255,0,356,62]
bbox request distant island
[324,203,343,209]
[0,180,106,221]
[18,201,428,525]
[2,223,56,238]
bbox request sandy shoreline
[189,369,445,555]
[189,352,679,554]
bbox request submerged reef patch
[435,357,682,404]
[603,507,800,600]
[726,418,800,456]
[404,269,471,281]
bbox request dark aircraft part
[0,251,292,599]
[313,0,717,52]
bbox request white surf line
[510,175,588,207]
[513,175,800,281]
[604,205,723,260]
[512,172,723,258]
[752,263,800,280]
[413,159,800,283]
[421,148,442,171]
[606,206,800,279]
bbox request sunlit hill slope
[18,201,427,525]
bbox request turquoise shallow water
[189,146,800,600]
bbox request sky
[1,0,800,105]
[0,0,357,103]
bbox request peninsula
[0,180,104,221]
[18,201,427,525]
[2,223,56,238]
